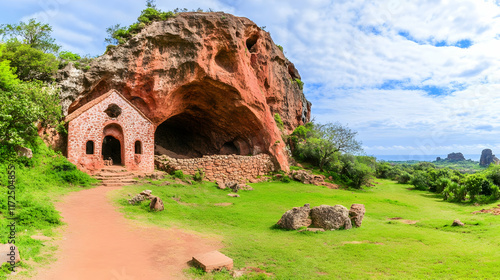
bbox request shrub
[193,168,205,182]
[276,45,284,52]
[435,177,451,194]
[274,113,284,131]
[397,172,412,184]
[410,171,429,191]
[295,78,304,90]
[463,174,487,201]
[173,170,184,179]
[16,202,61,228]
[281,175,292,183]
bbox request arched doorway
[102,136,122,165]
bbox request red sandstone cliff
[57,12,311,170]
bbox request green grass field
[113,178,500,279]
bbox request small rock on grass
[452,219,464,227]
[228,193,240,198]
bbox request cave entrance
[153,79,267,159]
[102,136,122,165]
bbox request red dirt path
[32,186,222,280]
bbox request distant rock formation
[446,152,465,161]
[479,149,499,167]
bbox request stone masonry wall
[155,154,276,182]
[67,90,155,173]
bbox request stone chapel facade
[65,90,155,173]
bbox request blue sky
[2,0,500,157]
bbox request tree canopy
[0,18,60,53]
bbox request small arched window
[135,141,142,154]
[86,141,94,154]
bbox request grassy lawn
[113,178,500,279]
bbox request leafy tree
[301,122,362,171]
[1,40,58,82]
[0,18,60,53]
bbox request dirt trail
[32,186,222,280]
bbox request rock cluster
[217,181,253,192]
[480,149,499,167]
[128,190,164,211]
[290,170,339,189]
[155,154,275,182]
[57,12,311,170]
[452,219,464,227]
[277,203,365,231]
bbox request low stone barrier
[155,154,276,182]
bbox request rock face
[277,204,312,230]
[57,12,311,170]
[349,204,365,228]
[310,205,352,230]
[149,196,164,211]
[446,152,465,161]
[480,149,499,167]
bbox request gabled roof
[65,89,152,124]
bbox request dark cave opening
[102,135,122,165]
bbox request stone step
[95,174,135,180]
[102,182,135,187]
[100,180,137,184]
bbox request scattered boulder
[480,149,499,167]
[14,146,32,158]
[291,170,326,186]
[0,244,20,265]
[349,204,365,228]
[310,205,352,230]
[446,152,466,161]
[149,196,164,211]
[225,181,239,192]
[227,193,240,198]
[128,190,153,204]
[216,180,226,189]
[277,204,312,230]
[452,219,464,227]
[238,184,254,191]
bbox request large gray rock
[277,204,312,230]
[446,152,465,161]
[311,205,352,230]
[480,149,499,167]
[349,204,365,228]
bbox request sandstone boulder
[0,244,20,265]
[291,170,325,186]
[227,193,240,198]
[58,12,311,170]
[452,219,464,227]
[349,204,365,228]
[238,184,254,191]
[225,181,239,192]
[149,196,164,211]
[216,180,226,189]
[310,205,352,230]
[277,204,312,230]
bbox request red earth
[30,186,222,280]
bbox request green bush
[295,78,304,90]
[281,175,292,183]
[410,171,429,191]
[463,174,488,201]
[435,177,451,194]
[397,172,412,184]
[193,168,205,182]
[274,113,284,131]
[173,170,184,179]
[16,202,61,228]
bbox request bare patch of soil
[388,217,418,224]
[29,186,221,280]
[473,204,500,215]
[214,203,233,206]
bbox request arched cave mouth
[154,80,266,159]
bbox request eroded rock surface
[480,149,499,167]
[277,203,312,230]
[349,204,365,228]
[57,12,311,170]
[310,205,352,230]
